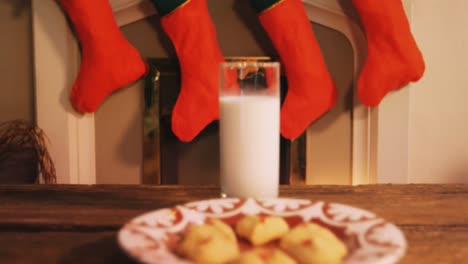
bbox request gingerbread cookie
[231,247,296,264]
[235,215,290,246]
[178,221,239,263]
[280,223,347,264]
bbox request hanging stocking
[250,0,337,139]
[60,0,147,113]
[353,0,425,106]
[150,0,225,142]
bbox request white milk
[219,95,280,198]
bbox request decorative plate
[118,198,406,264]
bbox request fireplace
[32,0,391,185]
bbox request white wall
[408,0,468,183]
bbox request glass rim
[220,61,279,69]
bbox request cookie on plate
[280,223,348,264]
[206,218,237,242]
[178,221,239,264]
[230,247,297,264]
[235,215,290,246]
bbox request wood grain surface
[0,184,467,263]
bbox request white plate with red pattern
[118,198,406,264]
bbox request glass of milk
[219,61,280,199]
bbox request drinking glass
[219,61,280,198]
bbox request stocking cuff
[250,0,285,14]
[151,0,189,17]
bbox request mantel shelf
[110,0,347,26]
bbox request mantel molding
[111,0,156,26]
[111,0,347,26]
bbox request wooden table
[0,184,467,263]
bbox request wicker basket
[0,120,56,184]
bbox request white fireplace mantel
[32,0,409,184]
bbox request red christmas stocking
[151,0,224,142]
[353,0,425,106]
[60,0,147,113]
[251,0,337,139]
